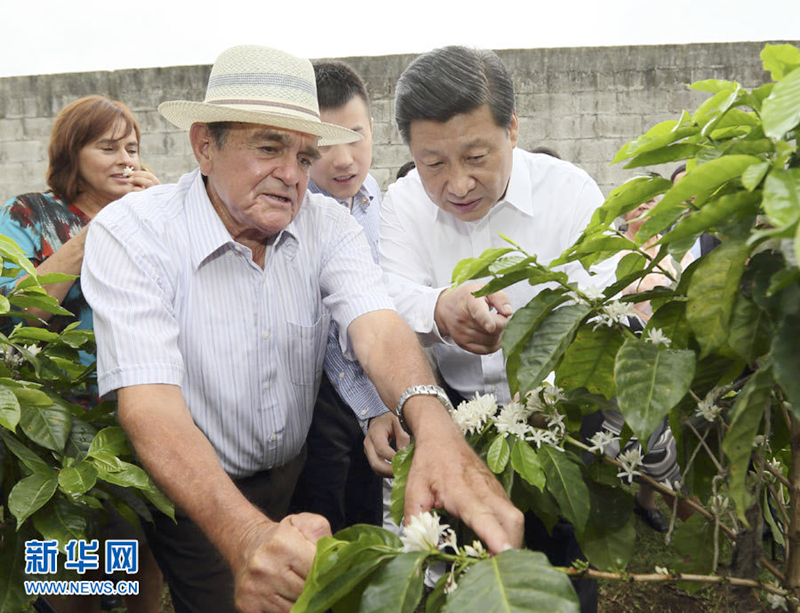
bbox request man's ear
[508,111,519,149]
[189,123,214,176]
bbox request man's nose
[447,165,475,199]
[272,157,301,185]
[330,145,353,169]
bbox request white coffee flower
[401,512,448,553]
[444,568,458,595]
[709,494,729,515]
[582,285,605,302]
[752,435,766,448]
[463,540,486,558]
[3,346,23,368]
[452,393,498,435]
[616,447,644,484]
[542,384,566,406]
[24,344,42,357]
[695,391,723,423]
[593,300,638,329]
[655,566,669,575]
[645,328,671,348]
[525,389,547,414]
[547,410,566,431]
[440,528,458,552]
[767,592,789,610]
[123,165,135,177]
[588,430,619,455]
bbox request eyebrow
[418,137,492,156]
[251,129,321,161]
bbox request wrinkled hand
[364,411,411,476]
[128,169,160,191]
[434,282,512,354]
[233,513,331,613]
[404,411,524,554]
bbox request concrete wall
[1,41,795,202]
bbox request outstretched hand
[434,282,513,354]
[364,411,411,476]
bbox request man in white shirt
[374,46,616,613]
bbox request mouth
[449,197,482,212]
[110,173,131,181]
[262,193,294,207]
[333,174,356,184]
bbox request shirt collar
[431,147,534,222]
[187,169,300,269]
[308,179,374,213]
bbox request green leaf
[645,302,691,350]
[767,268,800,297]
[616,252,646,282]
[772,316,800,414]
[8,472,59,528]
[727,294,772,363]
[588,175,672,229]
[764,488,786,549]
[674,514,714,579]
[538,446,590,534]
[741,161,770,191]
[441,549,579,613]
[64,418,97,460]
[763,168,800,228]
[141,487,175,522]
[58,461,98,495]
[658,190,761,246]
[19,404,72,452]
[451,248,514,285]
[614,338,696,446]
[612,120,698,165]
[722,367,772,521]
[390,444,414,527]
[57,330,93,349]
[0,386,21,431]
[580,515,636,573]
[95,461,152,489]
[761,43,800,81]
[0,235,37,278]
[32,496,90,551]
[0,525,34,613]
[0,294,9,315]
[90,451,124,473]
[11,386,53,406]
[357,551,427,613]
[510,439,545,490]
[0,429,54,477]
[8,327,59,343]
[87,426,131,458]
[9,294,72,316]
[762,63,800,138]
[556,325,624,399]
[686,239,749,357]
[486,435,510,473]
[501,289,568,358]
[623,143,701,169]
[516,303,591,396]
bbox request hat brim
[158,100,361,146]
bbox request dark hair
[47,95,140,203]
[529,146,562,159]
[395,46,515,143]
[313,61,370,111]
[206,122,237,148]
[396,160,416,180]
[670,164,687,183]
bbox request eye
[260,146,278,154]
[299,156,314,168]
[426,161,443,168]
[468,155,486,162]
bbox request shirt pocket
[286,313,330,386]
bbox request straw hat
[158,45,360,146]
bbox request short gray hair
[395,46,515,143]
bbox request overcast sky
[1,0,799,78]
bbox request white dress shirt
[82,169,394,477]
[380,148,616,405]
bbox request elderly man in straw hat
[81,45,523,613]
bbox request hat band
[206,99,320,119]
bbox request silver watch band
[395,385,454,426]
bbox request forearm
[117,385,272,568]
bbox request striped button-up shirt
[82,169,394,477]
[307,175,389,422]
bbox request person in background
[0,95,161,613]
[290,60,401,533]
[395,160,416,180]
[671,163,719,258]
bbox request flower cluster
[644,328,671,348]
[587,429,620,455]
[493,401,535,440]
[695,389,723,423]
[400,511,449,553]
[593,300,638,329]
[616,447,644,484]
[451,393,498,435]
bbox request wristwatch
[395,385,454,427]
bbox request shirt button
[489,385,497,393]
[263,382,270,390]
[338,372,345,380]
[360,410,366,417]
[270,433,277,442]
[263,331,270,340]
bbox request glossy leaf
[0,526,32,613]
[762,65,800,138]
[763,168,800,228]
[516,303,591,396]
[616,252,646,282]
[623,143,701,169]
[8,472,59,528]
[58,460,98,495]
[141,487,176,522]
[722,367,773,521]
[487,435,510,474]
[11,386,52,407]
[686,239,749,357]
[451,248,514,286]
[501,289,568,358]
[580,515,636,573]
[32,496,90,551]
[658,190,761,246]
[442,549,579,613]
[0,429,54,477]
[761,43,800,81]
[645,302,691,350]
[0,386,20,431]
[19,404,72,452]
[95,461,153,490]
[64,418,97,460]
[538,446,589,534]
[588,175,672,228]
[390,444,414,526]
[727,294,772,363]
[674,514,714,580]
[614,338,696,446]
[612,120,698,165]
[87,426,130,458]
[741,161,770,191]
[510,439,545,490]
[357,551,427,613]
[556,325,623,399]
[772,315,800,415]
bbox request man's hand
[364,411,411,476]
[234,513,331,613]
[434,282,512,354]
[403,404,524,554]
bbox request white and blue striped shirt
[82,169,394,477]
[307,175,389,422]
